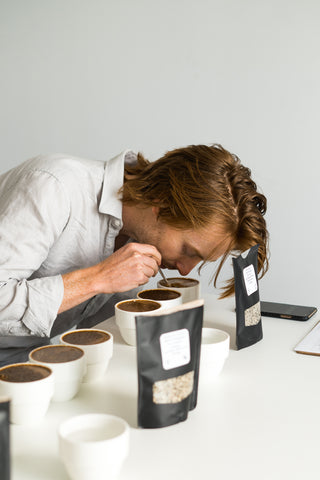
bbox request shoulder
[23,154,105,181]
[3,154,105,195]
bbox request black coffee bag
[232,244,262,349]
[136,300,203,429]
[0,398,10,480]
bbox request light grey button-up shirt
[0,150,138,342]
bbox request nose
[176,258,199,276]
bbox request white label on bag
[159,329,191,370]
[243,264,258,296]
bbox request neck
[120,204,140,239]
[120,203,156,241]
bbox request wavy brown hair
[121,144,269,298]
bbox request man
[0,144,268,365]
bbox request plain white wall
[1,0,320,305]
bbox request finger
[133,265,156,287]
[130,243,162,265]
[141,254,161,276]
[144,263,159,279]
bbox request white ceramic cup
[115,299,162,346]
[157,277,200,303]
[60,329,113,383]
[0,363,54,425]
[59,413,130,480]
[137,288,182,308]
[29,344,86,402]
[200,328,230,381]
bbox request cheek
[159,240,181,257]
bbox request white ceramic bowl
[29,344,86,402]
[157,277,200,303]
[0,363,54,425]
[59,413,130,480]
[60,329,113,383]
[200,328,230,381]
[115,299,162,346]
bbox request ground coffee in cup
[136,299,203,428]
[61,330,110,346]
[117,300,160,312]
[232,244,262,349]
[159,278,199,288]
[0,364,51,382]
[31,345,83,363]
[138,289,180,301]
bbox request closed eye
[182,244,203,260]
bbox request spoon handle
[159,267,170,286]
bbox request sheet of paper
[294,321,320,355]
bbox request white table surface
[11,294,320,480]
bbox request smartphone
[260,301,317,321]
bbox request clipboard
[294,320,320,356]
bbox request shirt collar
[99,150,137,222]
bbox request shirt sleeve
[0,168,70,337]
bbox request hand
[59,243,162,314]
[95,242,162,294]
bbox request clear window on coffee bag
[136,300,203,428]
[0,398,10,480]
[232,244,263,349]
